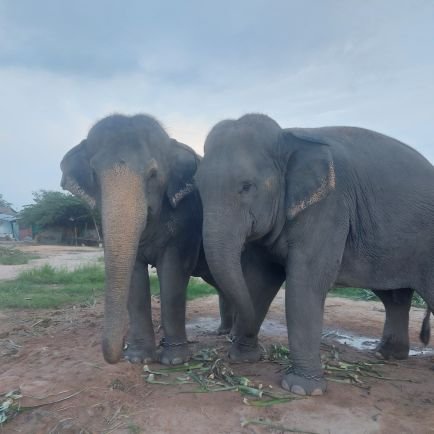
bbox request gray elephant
[60,114,234,365]
[196,113,434,396]
[60,113,281,366]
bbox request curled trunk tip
[102,336,123,364]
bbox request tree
[20,190,101,242]
[0,194,12,209]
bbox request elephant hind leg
[420,307,431,346]
[373,288,413,360]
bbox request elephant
[60,113,237,366]
[60,113,287,366]
[196,113,434,396]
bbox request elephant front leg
[282,231,345,395]
[373,288,413,360]
[282,277,328,396]
[228,257,285,363]
[157,248,191,365]
[124,260,157,363]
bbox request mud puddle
[323,329,434,356]
[187,316,434,356]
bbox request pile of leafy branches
[143,348,301,406]
[268,343,411,388]
[0,390,22,424]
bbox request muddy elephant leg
[373,288,413,360]
[157,248,190,365]
[124,260,157,363]
[228,251,286,363]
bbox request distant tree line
[1,191,102,243]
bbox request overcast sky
[1,0,433,209]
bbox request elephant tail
[419,307,431,346]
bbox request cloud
[0,0,433,208]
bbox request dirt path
[1,246,433,433]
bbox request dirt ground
[0,245,433,434]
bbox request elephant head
[60,114,198,364]
[196,114,335,335]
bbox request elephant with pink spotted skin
[196,113,433,396]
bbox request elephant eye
[240,181,254,194]
[147,167,157,180]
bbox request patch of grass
[330,287,426,308]
[149,275,217,300]
[0,265,216,310]
[127,424,142,434]
[0,246,39,265]
[330,287,378,301]
[0,264,105,309]
[187,278,217,300]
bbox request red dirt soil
[1,246,433,434]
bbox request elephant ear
[282,130,336,219]
[167,140,200,208]
[60,140,97,209]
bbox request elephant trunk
[203,212,256,336]
[100,165,147,364]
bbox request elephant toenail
[171,357,182,365]
[290,385,307,396]
[311,388,323,396]
[281,378,290,391]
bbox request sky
[0,0,433,209]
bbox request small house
[0,206,19,240]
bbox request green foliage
[19,190,98,229]
[330,287,426,308]
[127,424,142,434]
[0,266,217,309]
[0,247,39,265]
[148,275,217,300]
[18,264,105,284]
[0,264,105,309]
[330,287,378,301]
[0,193,12,208]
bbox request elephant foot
[216,324,232,335]
[375,337,409,360]
[228,336,261,363]
[281,370,326,396]
[158,337,190,365]
[123,340,156,364]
